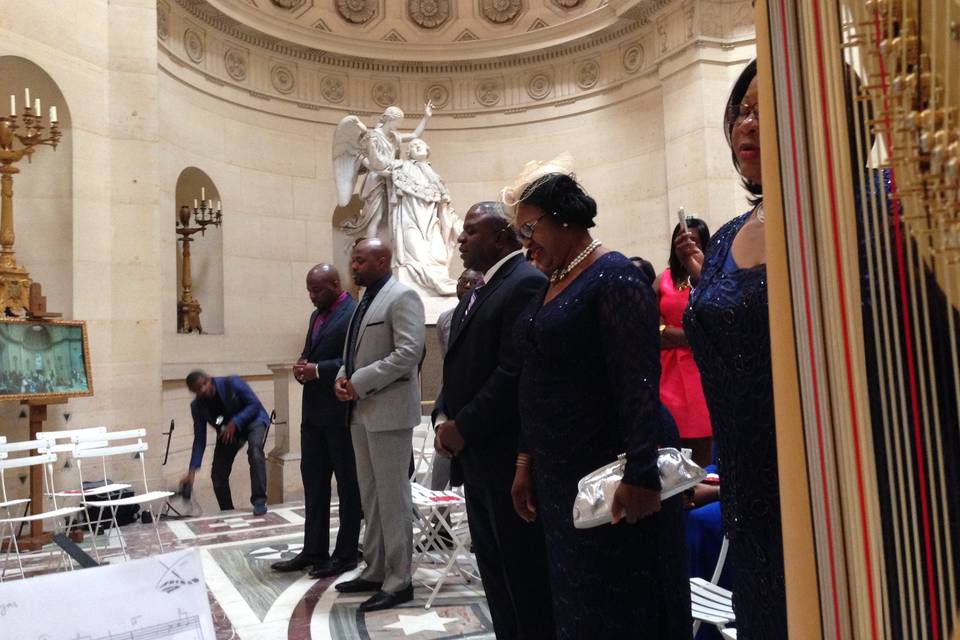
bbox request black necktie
[344,293,373,377]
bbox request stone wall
[0,0,164,496]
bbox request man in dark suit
[434,202,555,639]
[272,264,362,579]
[182,371,271,515]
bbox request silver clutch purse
[572,448,706,529]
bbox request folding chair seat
[410,481,478,609]
[71,429,173,562]
[690,536,736,637]
[0,438,84,580]
[37,427,132,546]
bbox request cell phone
[677,207,688,231]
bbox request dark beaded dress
[683,212,788,639]
[516,251,690,640]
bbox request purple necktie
[464,277,486,315]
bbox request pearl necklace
[551,239,602,283]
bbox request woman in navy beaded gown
[678,60,787,639]
[504,166,690,639]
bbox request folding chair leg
[83,510,102,563]
[149,504,165,553]
[106,505,128,561]
[2,521,24,581]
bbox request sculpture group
[332,103,460,318]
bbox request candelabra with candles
[176,189,222,334]
[0,88,62,314]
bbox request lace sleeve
[597,262,664,490]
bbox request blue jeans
[211,420,267,510]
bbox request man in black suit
[272,263,362,579]
[434,202,555,639]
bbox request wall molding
[161,0,755,124]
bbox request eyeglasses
[517,214,548,241]
[730,102,760,127]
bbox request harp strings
[851,6,919,636]
[855,0,960,636]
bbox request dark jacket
[189,375,270,469]
[299,294,357,427]
[435,254,547,486]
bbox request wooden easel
[17,282,64,551]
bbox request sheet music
[0,549,215,640]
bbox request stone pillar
[657,0,757,235]
[266,363,302,504]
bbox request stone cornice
[175,0,650,72]
[204,0,629,64]
[159,0,755,124]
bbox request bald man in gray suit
[334,239,425,612]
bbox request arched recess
[174,167,224,335]
[0,56,73,316]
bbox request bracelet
[516,453,531,467]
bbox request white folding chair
[38,427,133,554]
[72,429,173,561]
[690,536,736,637]
[410,481,478,608]
[0,438,84,580]
[410,418,436,484]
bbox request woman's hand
[684,483,720,510]
[511,466,537,523]
[611,482,661,524]
[660,326,689,349]
[673,231,704,283]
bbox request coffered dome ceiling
[201,0,662,62]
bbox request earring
[562,223,569,228]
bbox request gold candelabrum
[0,90,62,315]
[176,196,222,334]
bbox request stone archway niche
[174,167,224,335]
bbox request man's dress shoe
[310,557,358,579]
[359,585,414,612]
[270,554,313,572]
[335,578,383,593]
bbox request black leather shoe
[310,557,358,579]
[358,585,414,612]
[270,554,315,572]
[335,578,383,593]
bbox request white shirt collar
[483,249,524,284]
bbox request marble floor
[1,500,494,639]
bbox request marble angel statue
[332,104,459,315]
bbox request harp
[758,0,960,638]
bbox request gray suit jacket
[337,277,426,432]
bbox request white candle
[9,95,15,116]
[50,106,57,123]
[194,199,198,208]
[201,187,205,200]
[217,200,221,210]
[34,98,40,115]
[24,88,29,108]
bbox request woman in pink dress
[656,217,713,466]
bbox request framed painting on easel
[0,318,93,402]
